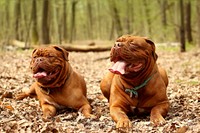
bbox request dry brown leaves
[0,48,199,133]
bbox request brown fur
[100,35,169,128]
[16,45,94,118]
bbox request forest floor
[0,46,199,133]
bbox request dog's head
[109,35,157,76]
[30,45,69,87]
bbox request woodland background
[0,0,200,132]
[0,0,200,51]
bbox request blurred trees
[14,0,21,40]
[31,0,39,45]
[0,0,199,49]
[197,0,200,47]
[41,0,50,44]
[179,0,185,52]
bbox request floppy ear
[52,45,69,61]
[32,48,38,56]
[144,38,158,60]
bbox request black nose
[35,57,43,63]
[114,42,122,48]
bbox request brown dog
[100,35,169,128]
[16,45,94,118]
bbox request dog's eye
[33,56,37,59]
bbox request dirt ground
[0,47,199,133]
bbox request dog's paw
[150,115,166,126]
[116,118,132,128]
[42,115,53,122]
[83,113,97,119]
[15,93,27,100]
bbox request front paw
[150,114,166,126]
[42,114,54,122]
[116,118,132,128]
[15,93,28,100]
[84,113,97,119]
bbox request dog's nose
[35,57,43,63]
[114,42,122,48]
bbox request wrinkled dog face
[109,35,157,75]
[30,46,69,85]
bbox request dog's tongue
[109,61,126,75]
[33,72,47,78]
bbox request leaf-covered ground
[0,48,199,133]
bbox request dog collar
[39,86,50,95]
[125,72,157,98]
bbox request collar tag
[39,86,50,95]
[125,89,138,98]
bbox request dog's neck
[122,59,156,87]
[124,70,157,98]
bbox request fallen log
[62,45,111,52]
[9,40,112,52]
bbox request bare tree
[108,0,123,37]
[185,0,193,43]
[4,0,11,45]
[143,0,152,35]
[69,0,78,43]
[197,0,200,47]
[179,0,185,52]
[125,0,134,34]
[31,0,39,45]
[63,0,68,41]
[158,0,168,40]
[14,0,21,40]
[86,0,93,39]
[41,0,50,44]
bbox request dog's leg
[110,106,132,128]
[100,72,114,100]
[16,83,36,100]
[79,103,96,118]
[41,103,57,118]
[150,102,169,126]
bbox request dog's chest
[36,86,70,109]
[44,98,66,109]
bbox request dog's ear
[32,48,38,57]
[144,38,158,60]
[52,45,69,61]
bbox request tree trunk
[126,0,134,34]
[63,0,68,41]
[179,0,185,52]
[87,0,93,39]
[185,0,193,43]
[158,0,168,41]
[4,1,10,45]
[41,0,50,44]
[56,6,62,44]
[109,0,123,37]
[31,0,39,45]
[69,0,78,43]
[14,0,21,40]
[97,0,102,39]
[161,0,167,27]
[143,0,152,35]
[197,0,200,47]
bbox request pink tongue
[33,72,47,78]
[109,61,126,75]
